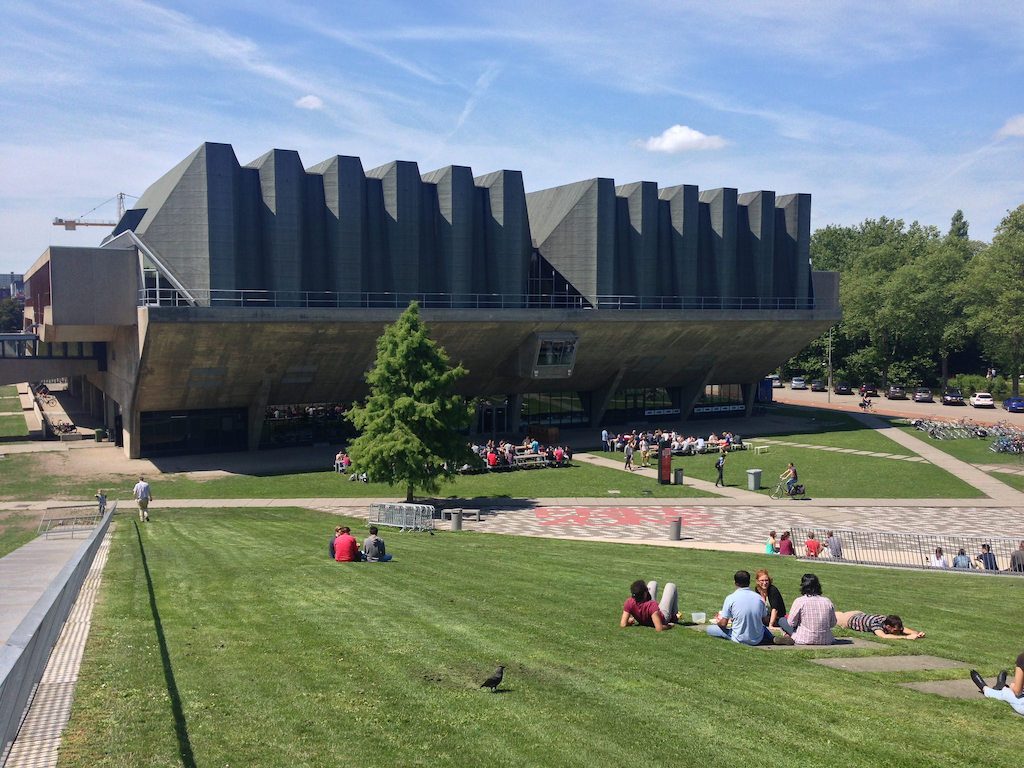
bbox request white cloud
[294,94,324,110]
[638,124,726,153]
[997,114,1024,138]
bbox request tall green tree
[346,302,474,502]
[0,298,22,332]
[963,204,1024,396]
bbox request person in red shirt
[805,532,824,558]
[334,526,360,562]
[619,580,680,631]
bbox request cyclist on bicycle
[780,463,797,496]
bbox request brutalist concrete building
[12,142,839,457]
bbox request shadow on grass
[134,521,196,768]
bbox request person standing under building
[132,476,153,522]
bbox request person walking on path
[132,476,153,522]
[714,451,726,487]
[624,441,635,471]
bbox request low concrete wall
[0,504,115,762]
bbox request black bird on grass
[480,665,505,692]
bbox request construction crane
[53,192,137,231]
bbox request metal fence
[788,526,1024,575]
[139,288,819,312]
[368,503,436,532]
[0,503,115,763]
[37,505,103,538]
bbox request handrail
[788,526,1024,575]
[139,288,821,312]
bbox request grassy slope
[0,513,39,558]
[0,414,28,438]
[62,508,1024,768]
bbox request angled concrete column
[737,191,776,304]
[615,182,659,299]
[775,193,811,306]
[679,366,716,420]
[307,155,367,302]
[658,185,699,300]
[423,166,475,300]
[741,381,758,417]
[366,161,423,295]
[589,367,627,428]
[698,188,738,303]
[475,170,532,302]
[250,149,308,298]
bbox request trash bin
[747,469,762,491]
[94,428,106,442]
[673,468,684,485]
[668,517,681,541]
[451,509,463,531]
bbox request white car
[791,376,807,390]
[969,392,995,408]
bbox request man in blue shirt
[706,570,774,645]
[976,543,998,570]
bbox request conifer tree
[346,302,474,501]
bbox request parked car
[885,385,907,399]
[969,391,995,408]
[912,387,934,403]
[942,387,965,405]
[834,381,853,395]
[791,376,807,390]
[768,374,783,389]
[1003,396,1024,413]
[810,379,827,392]
[859,383,878,397]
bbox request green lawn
[0,456,717,502]
[669,445,981,498]
[61,508,1024,767]
[0,414,29,438]
[0,384,17,397]
[0,512,38,558]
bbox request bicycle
[769,478,806,499]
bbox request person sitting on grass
[329,526,342,559]
[362,526,393,562]
[952,548,974,569]
[834,611,925,639]
[776,574,836,646]
[334,526,360,563]
[778,530,795,556]
[754,569,786,629]
[705,570,774,646]
[971,653,1024,716]
[805,532,824,558]
[976,543,999,570]
[620,580,681,632]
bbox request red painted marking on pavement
[534,506,719,527]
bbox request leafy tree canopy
[346,302,474,502]
[0,298,23,333]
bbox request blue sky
[1,0,1022,274]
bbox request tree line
[787,203,1024,397]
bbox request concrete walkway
[0,533,90,646]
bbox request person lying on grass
[834,611,925,639]
[620,580,681,631]
[971,652,1024,716]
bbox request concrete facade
[9,143,840,457]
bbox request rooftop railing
[139,288,820,312]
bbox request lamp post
[827,326,833,404]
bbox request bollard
[673,468,684,485]
[668,517,681,541]
[451,509,463,531]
